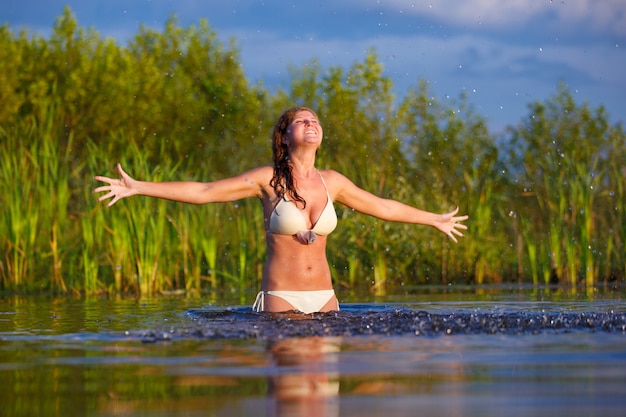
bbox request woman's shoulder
[242,165,274,181]
[242,165,275,196]
[318,169,356,198]
[319,169,350,184]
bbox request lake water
[2,286,626,417]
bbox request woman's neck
[288,152,317,179]
[291,168,318,180]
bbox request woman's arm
[330,170,468,242]
[93,163,270,207]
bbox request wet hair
[270,106,318,208]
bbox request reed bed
[2,97,624,296]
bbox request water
[1,287,626,417]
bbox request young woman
[94,107,468,313]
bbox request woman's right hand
[93,163,137,207]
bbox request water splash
[137,307,626,342]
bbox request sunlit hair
[270,106,319,208]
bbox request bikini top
[269,172,337,244]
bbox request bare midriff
[262,233,333,291]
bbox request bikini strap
[252,291,265,312]
[317,170,332,198]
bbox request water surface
[1,287,625,417]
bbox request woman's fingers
[93,170,128,207]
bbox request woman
[94,107,468,313]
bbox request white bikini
[268,172,338,244]
[252,289,337,314]
[253,171,339,313]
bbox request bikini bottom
[252,290,338,314]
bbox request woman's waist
[263,234,332,289]
[262,262,333,291]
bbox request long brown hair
[270,106,318,208]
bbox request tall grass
[2,113,624,296]
[90,141,181,295]
[371,223,388,296]
[571,159,602,288]
[197,209,220,290]
[0,129,40,288]
[167,208,197,292]
[0,103,74,292]
[77,135,272,298]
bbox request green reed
[3,119,622,296]
[607,151,625,282]
[167,208,196,292]
[80,139,112,292]
[221,200,265,302]
[38,126,73,292]
[574,159,601,288]
[84,137,272,297]
[116,155,180,295]
[462,171,495,285]
[371,222,388,296]
[101,210,134,293]
[236,206,250,297]
[198,209,220,290]
[0,104,75,291]
[80,209,101,292]
[329,208,360,291]
[546,170,568,285]
[0,130,39,287]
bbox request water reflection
[267,337,341,417]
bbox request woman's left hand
[435,206,468,243]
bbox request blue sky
[3,0,625,132]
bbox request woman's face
[285,110,323,147]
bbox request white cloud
[231,28,625,128]
[352,0,626,36]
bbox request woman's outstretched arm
[329,170,469,242]
[93,163,269,207]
